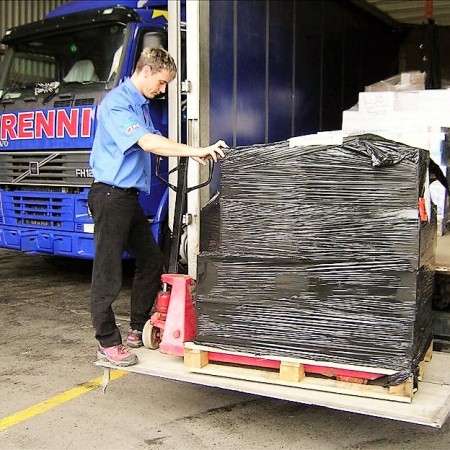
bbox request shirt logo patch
[125,122,140,134]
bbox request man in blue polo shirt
[88,48,227,366]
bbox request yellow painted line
[0,370,128,432]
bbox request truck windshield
[0,22,126,97]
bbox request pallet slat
[184,342,432,403]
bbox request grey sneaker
[126,329,143,348]
[97,344,138,367]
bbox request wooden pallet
[418,342,433,380]
[184,342,433,403]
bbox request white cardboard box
[358,89,450,115]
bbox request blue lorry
[0,0,177,258]
[0,0,400,260]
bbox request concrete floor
[1,249,450,450]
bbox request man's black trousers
[88,182,164,347]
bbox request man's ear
[143,65,152,78]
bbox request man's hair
[135,47,177,80]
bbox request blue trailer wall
[209,0,401,147]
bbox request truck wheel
[142,320,161,350]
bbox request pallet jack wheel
[142,320,162,350]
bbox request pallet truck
[141,155,215,356]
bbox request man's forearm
[138,133,199,157]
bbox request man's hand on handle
[191,140,229,165]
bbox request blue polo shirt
[90,78,161,193]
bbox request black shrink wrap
[197,134,435,385]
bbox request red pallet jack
[141,156,214,356]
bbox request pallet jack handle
[155,155,214,194]
[155,155,215,274]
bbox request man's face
[142,67,173,99]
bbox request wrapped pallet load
[196,134,435,388]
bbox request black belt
[93,181,140,195]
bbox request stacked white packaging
[342,88,450,233]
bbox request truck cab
[0,1,181,258]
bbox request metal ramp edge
[95,348,450,428]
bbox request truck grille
[1,191,75,230]
[0,151,92,187]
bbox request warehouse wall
[401,25,450,88]
[0,0,67,60]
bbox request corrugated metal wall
[367,0,450,26]
[0,0,67,57]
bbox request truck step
[184,342,433,403]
